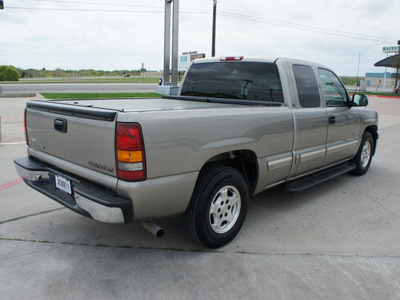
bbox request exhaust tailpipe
[142,221,164,238]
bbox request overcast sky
[1,0,399,75]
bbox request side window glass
[292,65,321,108]
[318,69,347,106]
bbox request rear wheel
[183,166,249,248]
[351,131,374,176]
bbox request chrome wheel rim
[209,185,241,234]
[361,140,372,168]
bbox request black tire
[183,165,249,248]
[351,131,374,176]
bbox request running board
[282,162,356,193]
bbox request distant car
[123,74,130,78]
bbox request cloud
[1,0,398,75]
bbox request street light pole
[163,0,172,84]
[157,0,180,96]
[212,0,217,57]
[171,0,179,87]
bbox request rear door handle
[328,116,336,125]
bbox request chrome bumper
[14,157,133,224]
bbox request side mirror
[351,94,369,106]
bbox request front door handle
[328,116,336,125]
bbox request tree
[0,65,20,81]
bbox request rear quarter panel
[117,106,294,180]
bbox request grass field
[340,77,364,86]
[41,92,161,100]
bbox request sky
[0,0,399,76]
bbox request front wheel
[351,131,374,176]
[183,166,249,248]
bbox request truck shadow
[3,172,378,253]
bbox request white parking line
[0,142,26,146]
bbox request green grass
[68,77,160,83]
[41,92,161,100]
[340,76,364,86]
[362,92,400,97]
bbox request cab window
[292,65,321,108]
[181,62,284,103]
[318,69,348,106]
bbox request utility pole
[212,0,217,57]
[356,53,361,92]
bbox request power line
[221,1,395,43]
[6,6,162,12]
[218,11,394,43]
[6,6,209,14]
[221,5,393,42]
[5,3,394,43]
[24,0,162,9]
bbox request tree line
[0,65,146,81]
[17,68,143,79]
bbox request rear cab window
[181,62,284,104]
[292,65,321,108]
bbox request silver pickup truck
[15,57,378,248]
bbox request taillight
[116,122,146,181]
[220,56,244,61]
[24,108,29,146]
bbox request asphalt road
[1,95,400,299]
[0,83,157,94]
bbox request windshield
[181,62,284,103]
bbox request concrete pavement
[1,95,400,299]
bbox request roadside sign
[178,54,191,71]
[383,46,399,54]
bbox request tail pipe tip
[142,220,164,238]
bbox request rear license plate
[55,175,72,195]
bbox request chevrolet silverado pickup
[14,57,378,248]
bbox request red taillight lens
[116,123,146,181]
[24,108,29,146]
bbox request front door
[291,64,328,176]
[317,68,360,166]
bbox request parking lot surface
[1,95,400,299]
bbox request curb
[0,93,37,98]
[350,93,400,99]
[367,95,400,99]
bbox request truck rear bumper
[14,157,133,224]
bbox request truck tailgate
[26,101,118,178]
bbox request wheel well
[201,150,258,194]
[365,125,378,155]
